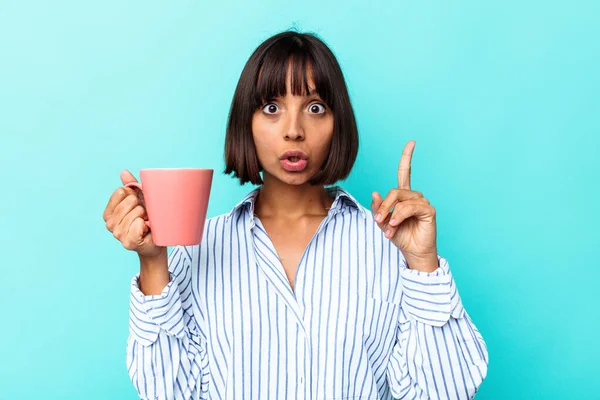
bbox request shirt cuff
[399,254,465,327]
[128,272,187,346]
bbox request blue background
[1,0,599,398]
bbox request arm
[127,245,211,400]
[386,253,489,399]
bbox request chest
[189,212,406,400]
[258,216,324,292]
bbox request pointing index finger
[398,140,415,190]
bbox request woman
[104,30,488,399]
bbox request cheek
[251,118,270,155]
[314,118,334,153]
[252,130,273,152]
[318,114,334,136]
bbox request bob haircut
[223,30,359,186]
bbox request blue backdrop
[1,0,598,398]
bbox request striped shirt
[127,185,488,400]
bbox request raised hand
[371,140,439,272]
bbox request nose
[284,109,305,141]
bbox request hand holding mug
[103,170,165,258]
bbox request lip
[279,149,308,161]
[280,158,308,172]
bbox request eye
[308,103,326,114]
[262,103,279,114]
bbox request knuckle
[116,188,126,197]
[126,194,138,205]
[113,227,123,239]
[105,219,114,232]
[381,192,395,207]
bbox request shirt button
[299,376,304,384]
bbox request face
[251,66,334,186]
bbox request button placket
[296,329,312,400]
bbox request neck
[254,172,334,220]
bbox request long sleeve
[386,254,489,399]
[126,245,211,400]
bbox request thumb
[120,169,138,186]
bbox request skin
[251,66,336,220]
[251,65,337,291]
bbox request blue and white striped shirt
[127,185,488,400]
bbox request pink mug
[124,168,213,246]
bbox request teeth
[289,156,299,162]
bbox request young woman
[104,31,488,399]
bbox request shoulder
[184,212,245,256]
[336,200,375,226]
[201,213,234,243]
[335,202,392,252]
[171,214,226,261]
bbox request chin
[267,168,312,185]
[280,173,309,185]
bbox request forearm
[388,307,488,399]
[127,321,210,400]
[138,246,169,295]
[128,245,211,399]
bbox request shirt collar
[225,185,367,222]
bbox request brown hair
[223,30,359,186]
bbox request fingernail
[385,229,391,237]
[390,218,397,225]
[375,213,381,222]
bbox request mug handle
[124,181,151,228]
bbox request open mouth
[280,157,308,172]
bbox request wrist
[405,253,439,273]
[138,248,170,295]
[139,247,168,270]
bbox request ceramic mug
[124,168,213,246]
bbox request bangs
[253,43,333,110]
